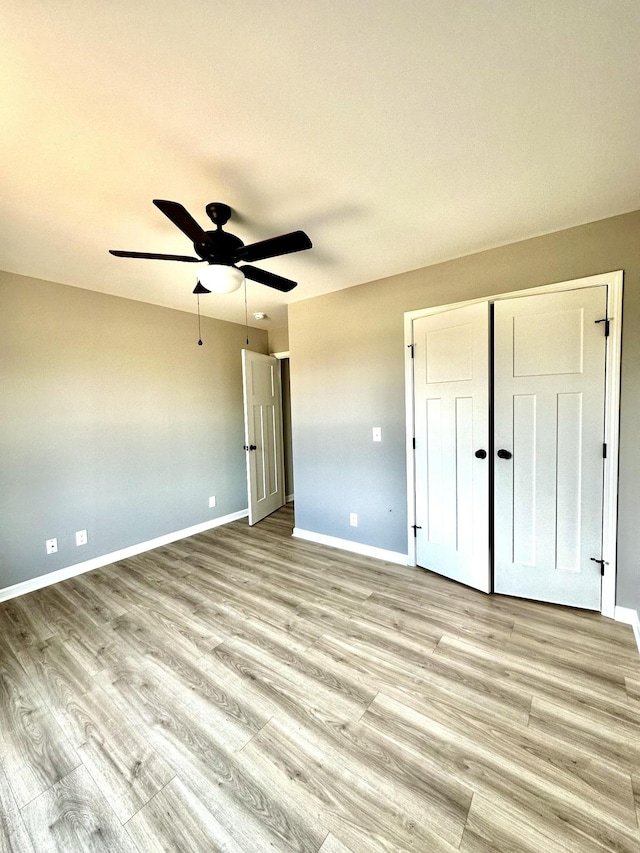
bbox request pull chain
[197,293,203,346]
[244,278,249,346]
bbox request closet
[408,273,620,611]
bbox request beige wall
[268,326,289,354]
[289,209,640,612]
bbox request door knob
[474,449,487,459]
[497,448,512,459]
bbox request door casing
[404,270,623,617]
[242,349,286,525]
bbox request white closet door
[413,303,490,592]
[493,287,607,609]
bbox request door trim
[271,351,294,503]
[404,270,623,618]
[242,349,286,525]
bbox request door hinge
[407,343,415,358]
[595,317,610,336]
[412,437,416,450]
[411,524,422,537]
[603,442,607,459]
[590,557,608,576]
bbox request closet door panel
[493,287,607,609]
[413,303,490,592]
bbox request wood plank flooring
[1,504,639,852]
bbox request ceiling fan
[109,200,312,293]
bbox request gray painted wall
[1,271,268,589]
[288,210,640,613]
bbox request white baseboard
[292,527,408,566]
[614,606,640,655]
[0,509,249,604]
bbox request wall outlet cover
[46,538,58,554]
[75,529,88,546]
[209,496,216,508]
[350,512,358,527]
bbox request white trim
[404,310,417,566]
[600,271,623,618]
[614,606,640,655]
[0,509,249,604]
[292,527,408,566]
[270,352,292,510]
[404,270,623,617]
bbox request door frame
[404,270,623,618]
[271,350,294,503]
[242,349,286,525]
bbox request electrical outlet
[46,538,58,555]
[209,495,216,508]
[350,512,358,527]
[373,427,382,442]
[75,529,88,546]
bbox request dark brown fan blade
[234,230,311,263]
[109,250,201,262]
[153,199,208,243]
[242,265,297,292]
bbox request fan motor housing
[196,228,244,262]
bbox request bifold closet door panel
[493,287,607,609]
[413,302,490,592]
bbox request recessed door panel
[556,392,583,572]
[455,396,474,553]
[251,403,279,503]
[513,309,584,376]
[425,397,445,544]
[512,393,536,567]
[425,324,474,383]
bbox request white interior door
[413,303,490,592]
[241,350,285,525]
[493,287,607,609]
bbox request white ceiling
[2,1,639,329]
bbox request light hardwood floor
[1,504,639,852]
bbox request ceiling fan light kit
[196,264,245,294]
[109,199,312,294]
